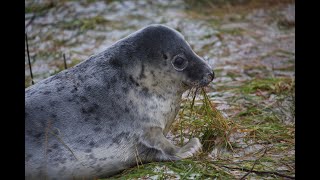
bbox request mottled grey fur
[25,24,214,179]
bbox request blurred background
[25,0,294,87]
[25,0,295,179]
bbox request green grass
[175,88,236,152]
[106,159,235,179]
[25,2,55,14]
[238,77,294,95]
[25,76,33,88]
[59,15,110,31]
[233,77,294,139]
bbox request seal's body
[25,24,214,179]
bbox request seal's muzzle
[200,71,214,87]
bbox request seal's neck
[125,63,186,131]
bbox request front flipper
[176,138,202,159]
[139,127,202,161]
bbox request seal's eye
[172,56,188,71]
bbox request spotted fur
[25,24,214,179]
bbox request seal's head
[109,24,214,94]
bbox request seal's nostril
[207,72,214,82]
[202,72,214,85]
[211,71,215,80]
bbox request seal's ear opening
[171,55,188,71]
[162,53,168,60]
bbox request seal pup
[25,24,214,179]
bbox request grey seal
[25,24,214,179]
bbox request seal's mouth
[182,71,214,88]
[182,80,212,89]
[182,81,192,89]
